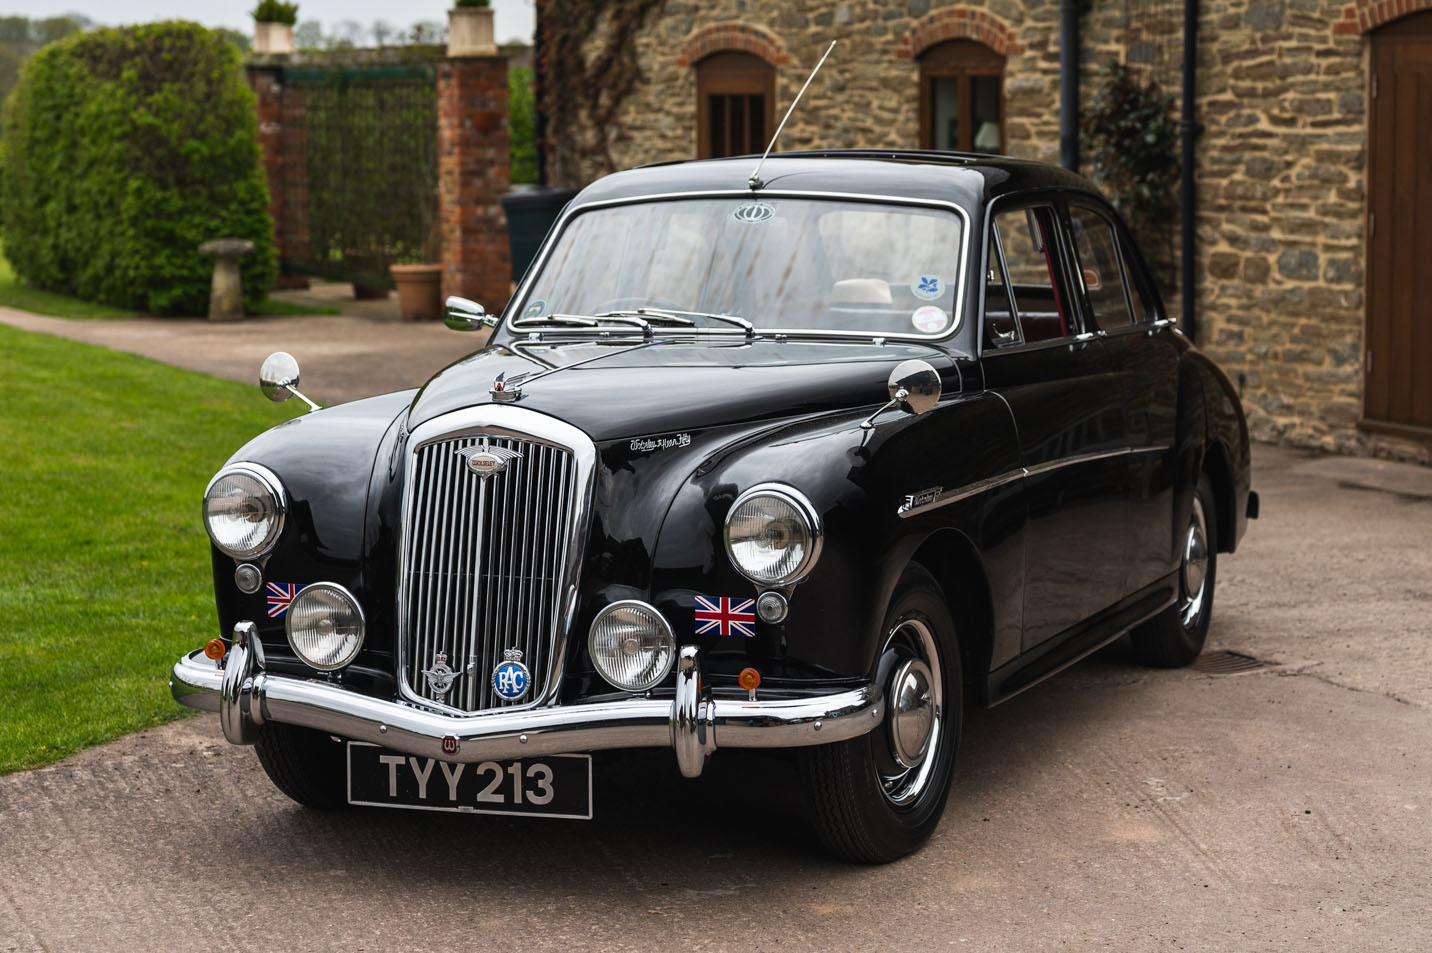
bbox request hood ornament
[456,439,523,479]
[490,372,522,402]
[422,651,460,699]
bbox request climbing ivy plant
[1084,62,1180,289]
[537,0,666,187]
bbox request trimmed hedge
[1,21,276,315]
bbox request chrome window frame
[501,189,973,345]
[394,404,598,716]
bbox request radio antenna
[748,40,836,191]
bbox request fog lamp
[285,582,365,671]
[588,600,675,692]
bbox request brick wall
[438,56,513,312]
[546,0,1429,462]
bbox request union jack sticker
[694,595,756,638]
[266,582,301,618]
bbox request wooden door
[696,52,774,160]
[1366,12,1432,435]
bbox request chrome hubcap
[878,618,943,807]
[1180,497,1209,629]
[890,658,936,768]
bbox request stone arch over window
[918,39,1006,153]
[677,23,788,67]
[895,8,1023,59]
[695,52,776,159]
[1334,0,1432,34]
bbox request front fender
[649,389,1021,685]
[210,390,416,662]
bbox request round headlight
[203,464,285,559]
[588,600,675,693]
[724,484,822,586]
[285,582,365,671]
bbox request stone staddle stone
[198,238,255,321]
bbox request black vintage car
[172,151,1257,862]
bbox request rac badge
[456,440,523,479]
[492,648,530,702]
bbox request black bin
[501,186,579,284]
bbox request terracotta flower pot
[391,264,444,321]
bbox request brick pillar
[438,55,512,313]
[246,63,309,289]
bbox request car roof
[571,150,1100,211]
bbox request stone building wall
[546,0,1431,462]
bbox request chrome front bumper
[171,623,883,779]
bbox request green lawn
[0,250,339,318]
[0,323,304,773]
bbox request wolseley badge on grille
[492,648,530,701]
[456,440,523,478]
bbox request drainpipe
[1059,0,1080,172]
[1179,0,1201,342]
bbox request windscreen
[514,196,966,337]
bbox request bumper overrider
[171,622,884,779]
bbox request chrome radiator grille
[399,429,579,713]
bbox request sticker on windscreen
[522,299,547,319]
[910,275,943,300]
[732,201,775,223]
[911,305,950,334]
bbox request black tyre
[254,723,348,809]
[1131,473,1218,668]
[800,564,962,863]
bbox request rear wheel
[254,723,348,809]
[1131,473,1218,667]
[800,564,962,863]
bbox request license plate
[346,742,593,819]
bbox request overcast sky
[8,0,536,44]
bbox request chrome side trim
[1023,446,1131,478]
[897,445,1171,518]
[896,470,1025,516]
[502,188,972,345]
[395,405,598,716]
[173,643,882,776]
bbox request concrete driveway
[0,302,487,404]
[0,307,1429,951]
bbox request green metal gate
[278,62,440,289]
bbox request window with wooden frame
[918,39,1005,154]
[696,51,776,159]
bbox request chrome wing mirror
[259,351,321,412]
[445,296,497,332]
[860,359,942,431]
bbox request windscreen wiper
[511,313,653,336]
[619,307,755,337]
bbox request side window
[987,205,1070,345]
[1067,205,1135,330]
[983,232,1021,345]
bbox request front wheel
[254,723,348,809]
[800,564,962,863]
[1130,473,1218,667]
